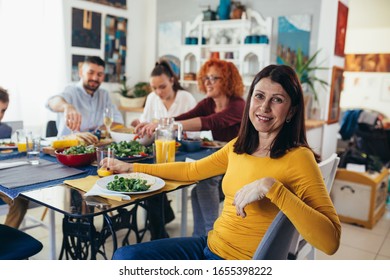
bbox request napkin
[84,183,131,200]
[0,161,29,170]
[63,176,129,201]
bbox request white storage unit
[180,8,272,89]
[330,168,388,229]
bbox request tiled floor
[2,192,390,260]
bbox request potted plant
[280,48,329,118]
[116,78,151,108]
[293,48,329,104]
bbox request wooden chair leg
[40,207,48,221]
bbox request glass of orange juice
[96,147,115,177]
[154,139,176,163]
[16,129,32,152]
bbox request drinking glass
[96,147,115,177]
[103,106,114,138]
[26,135,41,165]
[16,129,31,153]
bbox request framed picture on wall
[71,8,102,49]
[84,0,127,10]
[276,14,312,66]
[334,1,348,57]
[104,14,127,82]
[328,66,344,124]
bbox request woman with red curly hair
[137,59,245,238]
[175,58,245,140]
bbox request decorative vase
[119,95,146,108]
[217,0,231,20]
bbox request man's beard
[84,80,100,93]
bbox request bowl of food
[181,139,202,152]
[55,145,96,167]
[110,127,137,143]
[110,127,154,146]
[137,135,154,146]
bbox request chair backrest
[252,211,299,260]
[318,153,340,193]
[0,224,43,259]
[46,120,58,137]
[3,120,23,133]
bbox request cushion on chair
[0,224,43,260]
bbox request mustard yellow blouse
[134,139,341,260]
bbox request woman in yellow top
[105,64,341,260]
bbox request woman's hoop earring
[286,118,291,123]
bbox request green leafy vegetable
[63,145,95,155]
[107,175,151,192]
[108,140,152,158]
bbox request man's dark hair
[0,87,9,103]
[84,56,105,68]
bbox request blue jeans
[112,236,223,260]
[191,175,223,237]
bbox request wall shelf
[180,8,272,88]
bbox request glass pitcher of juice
[16,129,32,152]
[154,117,182,163]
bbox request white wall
[0,0,67,135]
[317,0,347,160]
[0,0,156,136]
[340,0,390,118]
[345,0,390,54]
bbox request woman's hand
[233,177,276,218]
[100,158,133,174]
[131,119,140,127]
[135,122,158,137]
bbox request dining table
[0,142,217,260]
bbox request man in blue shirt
[47,56,123,143]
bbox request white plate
[96,172,165,194]
[0,144,17,150]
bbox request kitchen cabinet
[180,8,272,88]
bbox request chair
[0,224,43,259]
[289,153,340,260]
[46,120,58,137]
[252,211,299,260]
[3,120,23,134]
[0,198,56,259]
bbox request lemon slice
[97,168,113,177]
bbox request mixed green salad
[108,140,152,158]
[63,145,95,155]
[107,175,151,192]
